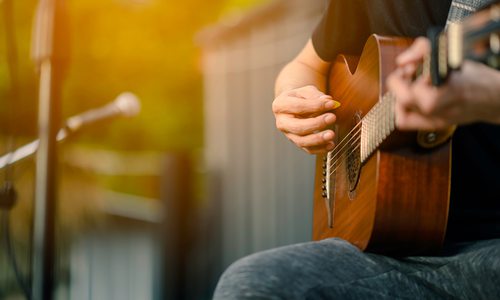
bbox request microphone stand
[0,129,69,171]
[31,0,67,298]
[0,92,141,171]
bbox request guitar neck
[429,2,500,86]
[359,92,396,163]
[346,3,500,163]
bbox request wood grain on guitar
[312,4,500,255]
[313,35,451,256]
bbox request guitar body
[312,35,452,256]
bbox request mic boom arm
[0,92,140,170]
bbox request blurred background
[0,0,325,298]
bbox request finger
[273,85,341,115]
[396,37,430,66]
[291,85,330,99]
[410,77,449,116]
[276,113,336,135]
[300,142,336,155]
[285,129,335,149]
[401,63,419,78]
[273,95,340,115]
[395,102,449,130]
[387,69,416,109]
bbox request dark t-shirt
[312,0,500,242]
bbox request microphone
[0,92,141,170]
[65,92,141,133]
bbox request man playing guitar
[214,0,500,298]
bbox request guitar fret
[360,93,396,163]
[314,34,456,254]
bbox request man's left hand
[387,37,500,130]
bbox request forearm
[272,39,337,154]
[388,38,500,130]
[274,60,329,97]
[274,39,331,97]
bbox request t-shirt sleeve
[311,0,372,61]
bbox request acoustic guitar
[312,3,500,256]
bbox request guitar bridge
[321,125,338,228]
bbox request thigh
[212,238,500,300]
[213,238,393,299]
[400,238,500,299]
[306,239,500,300]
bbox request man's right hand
[272,85,340,154]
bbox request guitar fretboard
[360,93,396,163]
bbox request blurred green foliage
[0,0,268,152]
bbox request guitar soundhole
[347,113,362,198]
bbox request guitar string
[326,127,361,170]
[327,111,390,175]
[328,134,362,177]
[326,94,395,171]
[326,107,395,176]
[328,140,363,177]
[323,122,362,169]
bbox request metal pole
[32,60,59,300]
[31,0,62,298]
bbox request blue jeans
[213,238,500,299]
